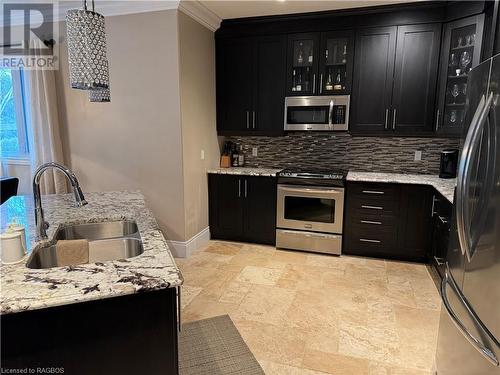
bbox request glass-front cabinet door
[319,31,354,95]
[287,33,320,96]
[436,14,484,136]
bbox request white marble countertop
[0,191,183,315]
[347,171,456,203]
[208,167,281,177]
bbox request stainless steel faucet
[33,162,87,239]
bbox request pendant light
[66,0,109,90]
[89,87,110,102]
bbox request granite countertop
[208,167,282,177]
[0,191,183,315]
[347,171,456,203]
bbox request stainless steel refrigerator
[435,53,500,374]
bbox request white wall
[56,10,187,241]
[178,11,219,240]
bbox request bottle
[325,73,333,91]
[238,145,245,167]
[334,69,342,90]
[304,67,310,91]
[231,144,239,167]
[297,42,304,64]
[292,69,296,91]
[342,45,347,64]
[296,70,302,91]
[308,47,313,63]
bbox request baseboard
[167,227,210,258]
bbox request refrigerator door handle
[441,267,499,366]
[456,92,494,261]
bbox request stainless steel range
[276,168,346,255]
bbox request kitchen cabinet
[2,288,179,374]
[209,174,277,245]
[286,31,354,96]
[435,14,485,136]
[216,35,286,136]
[350,24,441,135]
[287,33,320,96]
[397,185,433,260]
[344,181,433,262]
[216,38,253,134]
[429,192,453,278]
[350,27,397,133]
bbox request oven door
[277,184,344,234]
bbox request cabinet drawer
[349,182,400,200]
[349,223,397,243]
[350,198,400,215]
[350,213,397,228]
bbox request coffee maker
[439,149,459,178]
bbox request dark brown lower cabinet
[344,181,433,262]
[429,191,453,278]
[1,288,179,375]
[209,174,277,245]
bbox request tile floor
[175,241,441,375]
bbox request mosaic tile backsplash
[226,133,461,174]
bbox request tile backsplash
[226,133,461,174]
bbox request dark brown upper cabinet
[286,31,354,96]
[392,23,442,133]
[216,35,286,136]
[350,24,441,135]
[319,31,355,95]
[350,26,397,133]
[435,14,485,137]
[286,33,320,96]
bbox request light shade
[89,87,110,102]
[66,9,109,90]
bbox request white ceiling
[197,0,425,20]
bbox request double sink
[26,220,144,269]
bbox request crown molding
[3,1,219,31]
[178,0,221,31]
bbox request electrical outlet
[252,147,258,157]
[200,149,205,160]
[414,150,422,161]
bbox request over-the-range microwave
[284,95,350,131]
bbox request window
[0,68,29,158]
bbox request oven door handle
[278,186,343,195]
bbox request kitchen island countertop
[0,191,183,315]
[347,171,456,203]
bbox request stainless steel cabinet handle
[431,194,437,217]
[252,111,256,129]
[246,111,249,129]
[433,256,445,266]
[362,190,384,195]
[177,286,182,332]
[360,238,381,243]
[441,268,499,366]
[312,74,316,94]
[238,179,241,197]
[244,179,248,198]
[361,220,382,225]
[438,216,449,225]
[392,108,397,130]
[457,93,494,261]
[384,108,389,130]
[361,205,383,210]
[319,74,323,94]
[435,109,440,131]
